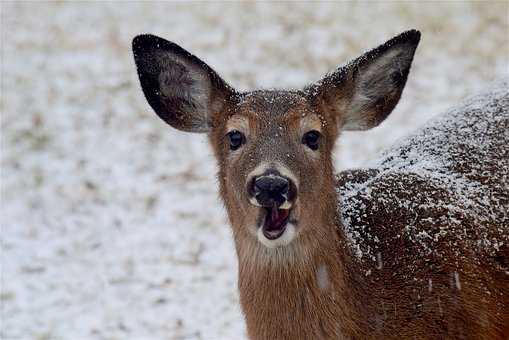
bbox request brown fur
[204,90,354,338]
[334,85,509,339]
[132,31,508,339]
[207,85,509,340]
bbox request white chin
[257,223,296,248]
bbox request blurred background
[1,2,508,339]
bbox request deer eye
[302,130,320,150]
[227,130,245,150]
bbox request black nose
[253,175,289,207]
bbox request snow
[2,2,508,340]
[338,80,508,268]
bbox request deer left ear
[132,34,235,133]
[308,30,420,131]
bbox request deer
[132,29,509,339]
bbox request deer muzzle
[247,170,298,244]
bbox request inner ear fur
[307,29,421,131]
[132,34,235,133]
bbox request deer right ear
[307,30,420,131]
[132,34,235,133]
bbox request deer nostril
[255,176,289,195]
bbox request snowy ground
[1,2,508,340]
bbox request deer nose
[252,175,289,207]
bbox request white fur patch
[247,162,299,189]
[249,196,262,207]
[316,264,330,291]
[300,114,323,133]
[273,162,299,189]
[279,200,292,210]
[257,223,296,248]
[246,161,271,186]
[227,115,249,135]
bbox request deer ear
[308,30,420,131]
[132,34,235,133]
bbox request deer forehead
[226,93,323,135]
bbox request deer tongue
[263,206,290,239]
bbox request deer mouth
[261,206,291,240]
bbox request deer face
[210,90,338,248]
[133,30,420,249]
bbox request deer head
[132,30,420,252]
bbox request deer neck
[234,210,367,339]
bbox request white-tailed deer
[132,30,509,339]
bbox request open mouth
[261,206,291,240]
